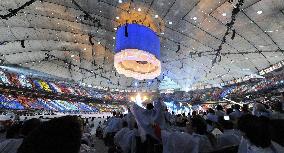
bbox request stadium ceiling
[0,0,283,91]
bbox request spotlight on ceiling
[192,17,197,20]
[257,10,262,14]
[222,13,226,16]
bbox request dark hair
[219,117,234,130]
[272,101,283,112]
[234,104,240,110]
[21,118,41,137]
[146,103,154,110]
[238,114,255,133]
[216,105,223,111]
[134,122,138,129]
[112,111,117,116]
[206,119,213,126]
[249,116,271,148]
[191,116,207,135]
[264,104,269,109]
[122,121,128,128]
[242,104,249,112]
[192,111,197,116]
[238,115,271,148]
[81,139,89,146]
[6,123,22,139]
[191,116,216,146]
[226,108,233,115]
[208,108,215,114]
[18,116,82,153]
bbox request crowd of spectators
[97,98,284,153]
[0,95,283,153]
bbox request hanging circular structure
[114,23,161,80]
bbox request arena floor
[93,137,108,153]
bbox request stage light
[257,10,262,14]
[143,96,148,101]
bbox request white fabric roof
[0,0,283,91]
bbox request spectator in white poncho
[252,103,271,118]
[230,104,243,120]
[215,105,225,117]
[114,121,130,153]
[161,130,199,153]
[103,112,122,138]
[130,99,165,142]
[122,110,136,130]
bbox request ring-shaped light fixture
[114,23,161,80]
